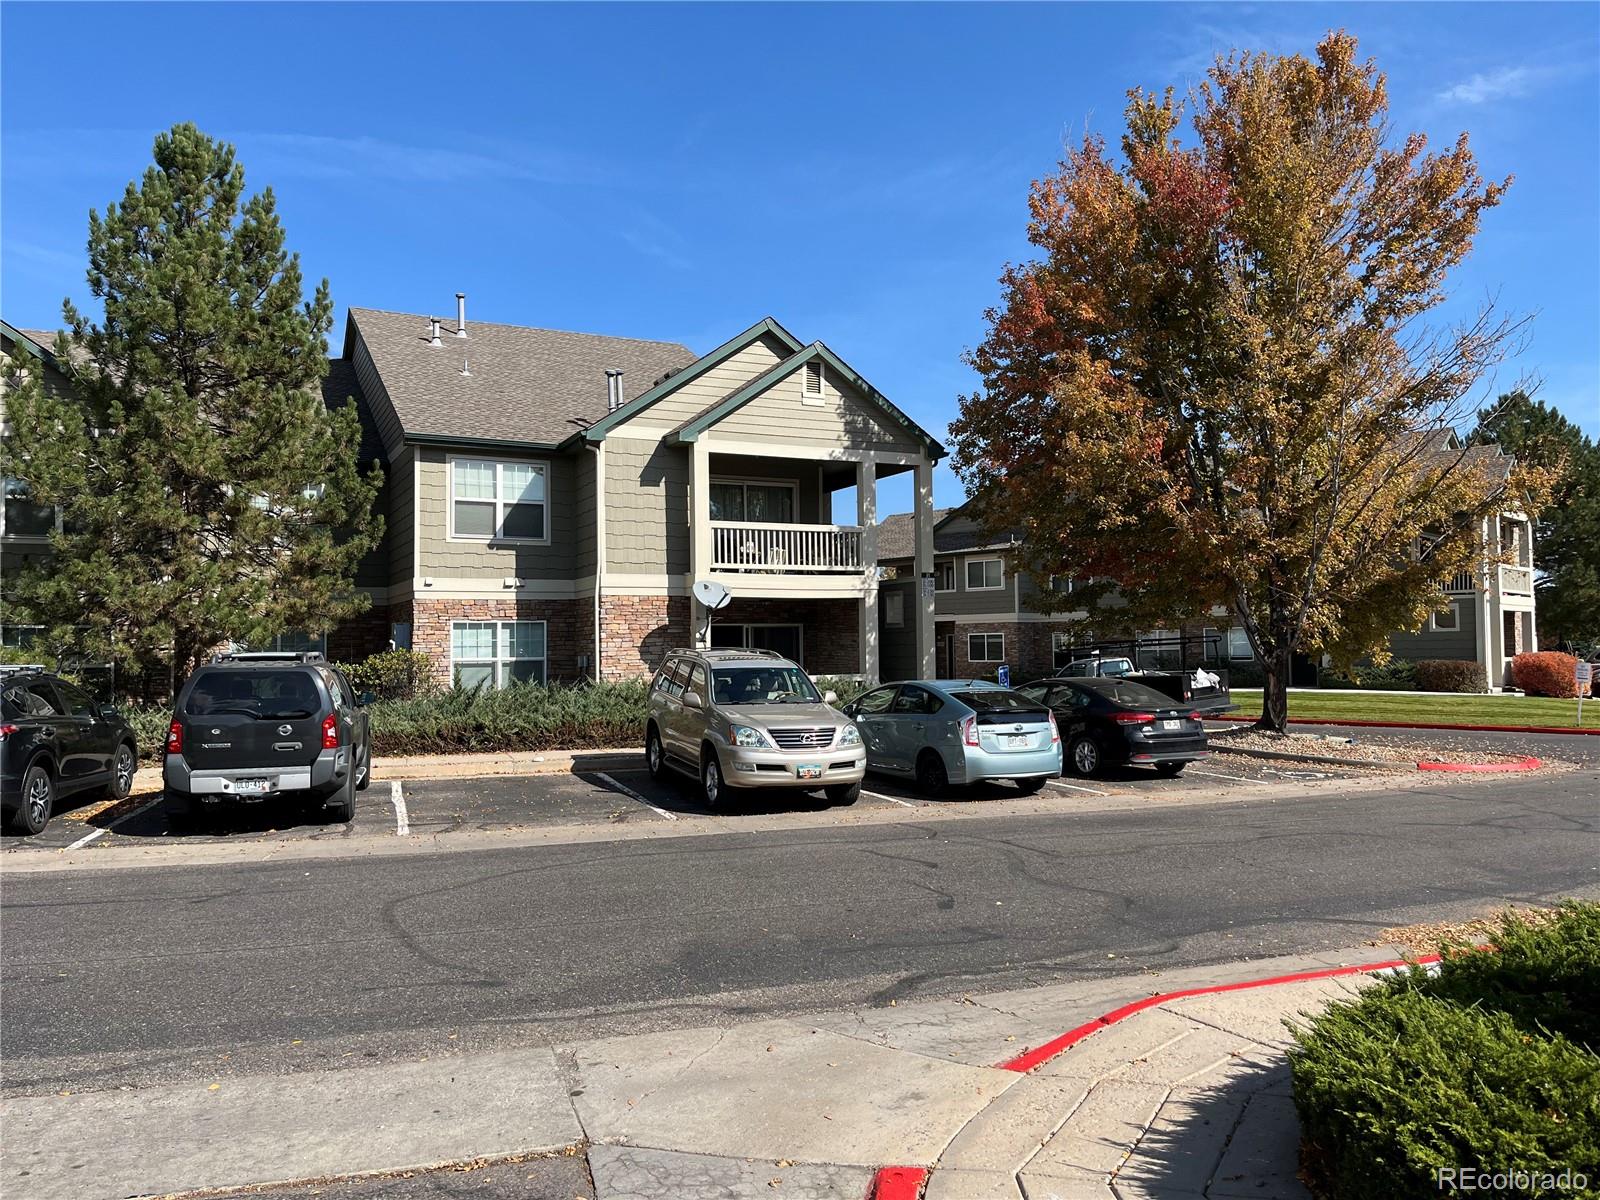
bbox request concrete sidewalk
[1,946,1397,1200]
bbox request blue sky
[3,1,1596,517]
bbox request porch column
[690,438,712,647]
[856,457,879,683]
[913,459,936,678]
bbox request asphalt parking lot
[0,748,1378,858]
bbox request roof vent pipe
[605,369,625,412]
[428,317,442,346]
[454,292,467,338]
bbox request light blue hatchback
[840,679,1062,797]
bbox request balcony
[1445,569,1477,594]
[1498,564,1534,596]
[710,521,863,573]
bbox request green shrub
[1320,659,1419,691]
[813,675,870,706]
[366,680,650,756]
[338,648,438,701]
[1224,658,1266,687]
[1414,658,1488,693]
[124,703,174,760]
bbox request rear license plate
[796,764,823,780]
[1004,734,1029,748]
[232,777,274,795]
[1162,720,1180,731]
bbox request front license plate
[1162,720,1180,731]
[796,764,823,780]
[1005,734,1029,748]
[232,777,274,795]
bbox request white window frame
[447,456,550,545]
[967,631,1005,663]
[933,560,956,592]
[1226,626,1254,659]
[1430,603,1460,633]
[1,477,61,542]
[708,476,801,523]
[1047,574,1077,594]
[801,359,824,404]
[965,556,1005,591]
[450,619,548,689]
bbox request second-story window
[2,477,58,540]
[966,557,1005,590]
[934,561,955,592]
[451,458,548,542]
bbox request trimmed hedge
[1512,651,1583,698]
[1414,658,1489,693]
[1320,659,1419,691]
[1289,903,1600,1200]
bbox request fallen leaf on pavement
[207,1083,220,1091]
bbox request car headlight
[838,724,862,746]
[730,724,774,749]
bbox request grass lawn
[1230,689,1599,729]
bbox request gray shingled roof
[873,508,1021,560]
[348,307,696,446]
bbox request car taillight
[961,715,979,747]
[166,720,183,753]
[1189,711,1201,721]
[0,723,18,740]
[1112,712,1156,726]
[1048,711,1060,743]
[321,713,339,749]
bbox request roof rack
[698,646,788,660]
[209,651,327,665]
[0,664,49,677]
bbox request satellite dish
[693,579,732,610]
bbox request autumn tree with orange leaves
[951,33,1548,731]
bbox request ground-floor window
[968,632,1005,663]
[710,623,803,666]
[451,620,547,689]
[259,630,327,654]
[1226,626,1254,659]
[1,624,47,650]
[1430,603,1460,632]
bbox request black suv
[164,652,373,822]
[2,665,139,835]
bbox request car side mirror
[356,691,376,707]
[98,703,120,718]
[682,690,704,710]
[823,689,839,705]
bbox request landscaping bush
[366,680,650,756]
[1413,658,1488,693]
[338,648,438,701]
[125,703,174,761]
[1223,658,1265,687]
[1289,902,1600,1200]
[1320,659,1418,691]
[1512,651,1582,698]
[813,675,870,706]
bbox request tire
[646,725,666,781]
[1154,761,1186,777]
[104,742,137,801]
[355,738,372,791]
[325,766,356,824]
[1014,776,1048,795]
[700,749,723,811]
[166,789,204,830]
[916,750,949,798]
[1068,733,1103,778]
[7,760,54,835]
[825,780,861,806]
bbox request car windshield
[949,689,1044,712]
[711,665,820,705]
[185,669,321,719]
[1080,678,1177,709]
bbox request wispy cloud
[616,209,693,270]
[1436,65,1543,106]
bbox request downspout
[586,441,605,683]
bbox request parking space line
[1187,767,1261,784]
[595,772,678,821]
[862,789,921,809]
[389,780,409,836]
[1047,779,1110,796]
[1261,767,1330,779]
[62,794,165,851]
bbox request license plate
[1162,720,1180,731]
[1005,734,1029,748]
[796,764,823,780]
[232,777,274,794]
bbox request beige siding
[387,445,415,587]
[613,334,790,431]
[605,440,689,575]
[416,446,578,579]
[350,330,407,458]
[712,364,924,454]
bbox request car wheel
[7,762,55,835]
[325,767,356,824]
[825,781,861,806]
[915,750,949,798]
[1068,734,1103,778]
[1154,761,1186,777]
[104,742,137,800]
[355,739,373,791]
[700,750,722,811]
[1014,777,1048,795]
[646,725,666,781]
[166,789,203,830]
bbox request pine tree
[2,123,383,690]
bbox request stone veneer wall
[599,594,692,681]
[410,597,589,686]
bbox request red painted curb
[1418,755,1542,773]
[998,953,1442,1074]
[1213,714,1599,735]
[869,1165,928,1199]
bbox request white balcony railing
[1498,564,1534,596]
[710,521,863,573]
[1445,569,1477,594]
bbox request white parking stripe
[1186,767,1261,784]
[862,789,921,809]
[63,794,165,851]
[389,780,409,836]
[1047,779,1110,796]
[595,772,678,820]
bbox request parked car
[841,680,1061,797]
[644,647,864,809]
[1017,676,1210,777]
[1055,653,1234,716]
[163,651,372,823]
[1,665,138,835]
